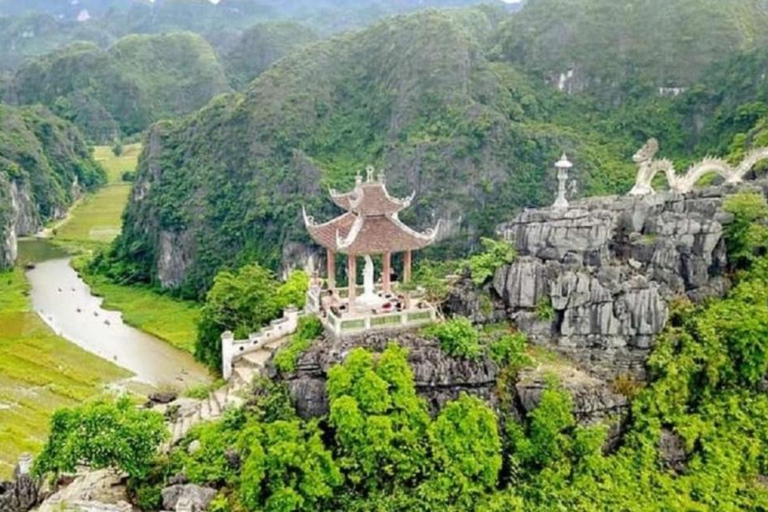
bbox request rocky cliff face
[273,329,628,431]
[493,184,756,379]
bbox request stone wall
[494,183,763,378]
[221,307,301,380]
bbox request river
[20,241,211,388]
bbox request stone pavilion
[303,166,440,336]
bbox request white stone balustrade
[221,306,301,380]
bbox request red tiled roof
[306,171,436,255]
[330,182,413,216]
[304,210,437,255]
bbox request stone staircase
[165,337,288,447]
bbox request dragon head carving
[633,138,659,164]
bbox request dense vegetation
[497,0,768,106]
[35,191,768,510]
[0,104,105,268]
[194,263,309,371]
[4,33,229,142]
[222,22,318,89]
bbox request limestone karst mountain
[0,0,507,74]
[5,33,230,142]
[222,22,319,89]
[106,7,642,297]
[0,105,105,269]
[496,0,768,105]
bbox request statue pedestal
[355,292,386,310]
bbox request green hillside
[0,104,105,269]
[5,32,230,142]
[223,22,319,89]
[495,0,768,105]
[105,7,643,297]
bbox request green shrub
[426,317,482,360]
[466,238,517,286]
[534,297,556,321]
[35,397,167,479]
[489,332,531,369]
[273,315,323,373]
[724,192,768,268]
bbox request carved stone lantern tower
[553,154,572,209]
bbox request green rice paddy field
[59,144,201,353]
[0,268,129,477]
[0,144,200,477]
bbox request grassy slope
[0,268,129,478]
[77,266,201,353]
[55,144,140,244]
[54,144,201,352]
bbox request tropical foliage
[195,264,309,371]
[35,397,167,480]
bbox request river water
[21,241,210,388]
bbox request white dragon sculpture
[628,138,768,196]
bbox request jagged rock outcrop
[0,455,37,512]
[37,470,131,512]
[161,484,217,512]
[274,330,500,417]
[495,184,757,378]
[274,330,628,430]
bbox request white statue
[628,138,768,196]
[356,255,385,309]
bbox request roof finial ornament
[366,165,375,183]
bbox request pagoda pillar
[404,249,412,283]
[348,254,357,306]
[382,252,392,293]
[326,250,336,289]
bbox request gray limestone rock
[494,184,760,379]
[0,456,37,512]
[161,484,217,512]
[37,470,130,512]
[275,330,499,418]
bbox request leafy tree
[239,420,342,512]
[275,270,310,310]
[274,315,324,373]
[35,397,167,479]
[195,264,308,371]
[723,192,768,269]
[424,394,502,506]
[426,317,482,360]
[327,345,431,493]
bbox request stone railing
[221,307,301,380]
[325,306,436,337]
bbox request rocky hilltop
[491,183,758,378]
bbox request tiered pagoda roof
[304,167,439,255]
